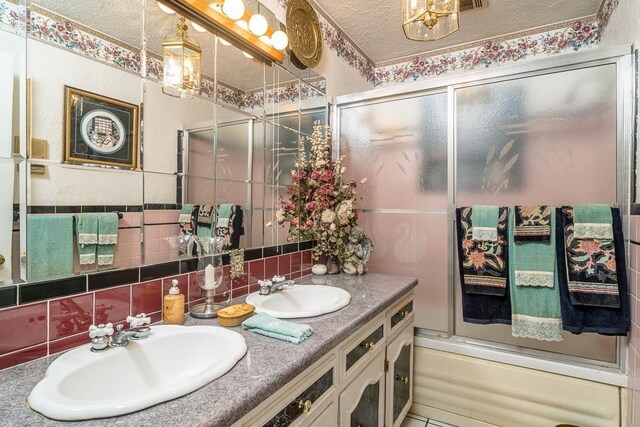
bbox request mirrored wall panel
[7,0,326,287]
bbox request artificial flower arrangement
[277,121,367,265]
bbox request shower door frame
[334,44,635,379]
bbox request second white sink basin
[28,325,246,421]
[246,284,351,318]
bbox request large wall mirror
[2,0,326,289]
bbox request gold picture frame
[64,86,139,169]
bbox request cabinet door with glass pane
[386,323,414,427]
[339,351,385,427]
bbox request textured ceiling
[314,0,603,65]
[32,0,311,91]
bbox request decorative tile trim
[597,0,619,32]
[374,19,600,86]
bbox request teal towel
[513,206,555,288]
[97,213,119,266]
[216,204,233,228]
[27,215,74,281]
[471,205,499,241]
[242,313,312,344]
[75,213,98,265]
[179,204,194,223]
[508,209,563,342]
[573,204,613,240]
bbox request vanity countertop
[0,273,417,426]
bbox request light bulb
[157,1,175,14]
[219,37,231,46]
[271,30,288,50]
[259,35,272,46]
[222,0,245,20]
[242,51,254,59]
[235,20,248,30]
[191,21,207,32]
[248,14,268,36]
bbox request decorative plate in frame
[286,0,322,68]
[64,86,139,169]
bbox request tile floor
[401,413,457,427]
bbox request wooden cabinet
[234,291,414,427]
[385,323,414,427]
[339,350,386,427]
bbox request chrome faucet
[88,313,151,351]
[259,276,295,295]
[111,314,152,347]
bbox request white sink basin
[28,325,246,421]
[246,284,351,318]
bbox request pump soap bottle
[163,279,185,325]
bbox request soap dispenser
[163,279,185,325]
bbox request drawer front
[390,301,413,332]
[264,368,334,427]
[345,325,384,372]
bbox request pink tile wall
[143,208,181,264]
[628,216,640,427]
[0,249,313,372]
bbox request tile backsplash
[0,249,313,371]
[627,216,640,427]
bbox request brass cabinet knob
[297,399,312,413]
[395,374,409,384]
[400,310,410,318]
[0,254,4,265]
[360,341,375,351]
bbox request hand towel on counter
[514,205,551,242]
[97,213,119,266]
[562,205,620,308]
[242,313,312,344]
[456,207,512,325]
[556,207,629,335]
[27,214,74,282]
[508,208,563,342]
[573,204,614,240]
[74,213,98,265]
[471,205,499,241]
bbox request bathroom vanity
[0,273,416,426]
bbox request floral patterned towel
[458,206,509,296]
[562,207,620,308]
[514,205,551,242]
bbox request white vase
[312,264,327,275]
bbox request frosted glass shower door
[454,64,619,362]
[340,93,449,332]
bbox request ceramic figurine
[342,226,372,275]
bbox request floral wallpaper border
[597,0,619,32]
[273,0,615,87]
[2,2,324,111]
[275,0,375,83]
[0,0,25,34]
[374,19,600,86]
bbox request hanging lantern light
[162,17,202,95]
[402,0,459,41]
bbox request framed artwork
[64,86,139,169]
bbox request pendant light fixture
[402,0,460,41]
[162,17,202,95]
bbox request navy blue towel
[456,207,512,325]
[556,207,629,335]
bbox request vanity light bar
[157,0,284,65]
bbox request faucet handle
[89,323,114,339]
[127,313,151,328]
